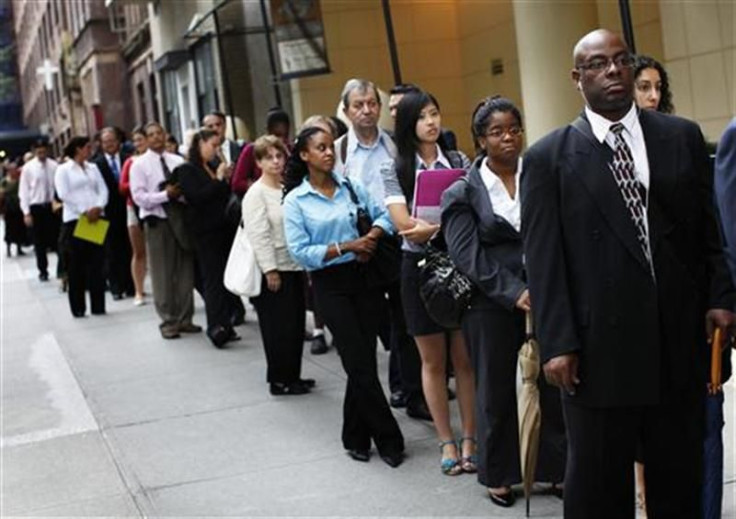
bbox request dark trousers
[105,218,134,296]
[385,280,422,402]
[29,203,56,276]
[252,271,306,384]
[312,262,404,455]
[193,226,240,334]
[562,387,704,519]
[62,221,106,316]
[463,306,566,488]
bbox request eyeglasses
[484,126,523,139]
[576,54,635,72]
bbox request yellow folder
[73,215,110,245]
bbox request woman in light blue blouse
[283,126,405,468]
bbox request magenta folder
[412,168,465,224]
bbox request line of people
[4,27,734,518]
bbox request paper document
[412,168,465,224]
[73,215,110,245]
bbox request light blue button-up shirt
[283,173,395,271]
[335,128,396,207]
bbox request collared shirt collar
[293,172,347,198]
[416,144,451,170]
[347,127,391,154]
[585,102,639,143]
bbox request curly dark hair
[282,126,329,198]
[634,55,674,114]
[470,95,523,157]
[186,129,218,167]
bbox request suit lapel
[570,114,651,272]
[467,166,519,239]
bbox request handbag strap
[343,177,361,206]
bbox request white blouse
[54,160,109,223]
[478,158,522,232]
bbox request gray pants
[145,219,194,329]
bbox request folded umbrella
[518,312,541,517]
[703,328,725,519]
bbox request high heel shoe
[487,488,516,508]
[439,440,462,476]
[458,436,477,473]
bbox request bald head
[571,29,635,121]
[573,29,628,67]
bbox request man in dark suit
[521,29,734,519]
[94,127,134,300]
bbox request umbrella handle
[708,328,723,395]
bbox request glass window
[193,40,218,120]
[162,71,181,143]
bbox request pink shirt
[130,149,184,219]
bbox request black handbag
[344,178,402,287]
[418,244,474,329]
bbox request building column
[512,0,598,144]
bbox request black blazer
[441,158,526,311]
[176,162,232,236]
[521,109,734,407]
[93,151,130,226]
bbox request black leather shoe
[380,451,405,468]
[270,382,310,396]
[112,293,124,301]
[230,312,246,327]
[406,400,433,421]
[310,335,328,354]
[39,272,49,281]
[488,489,516,508]
[208,326,230,348]
[390,390,409,408]
[347,449,370,462]
[299,378,316,388]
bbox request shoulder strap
[446,150,464,169]
[340,136,348,165]
[343,177,360,205]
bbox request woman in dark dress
[1,162,28,256]
[177,129,242,348]
[441,97,566,508]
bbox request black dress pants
[29,203,56,276]
[562,386,704,519]
[385,280,422,402]
[193,225,240,335]
[462,305,566,488]
[312,262,404,455]
[105,217,134,296]
[63,221,106,316]
[251,271,306,384]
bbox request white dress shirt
[479,158,522,232]
[19,156,58,215]
[54,160,109,223]
[129,149,184,219]
[585,102,651,249]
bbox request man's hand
[706,309,735,350]
[543,353,580,395]
[85,207,102,223]
[515,289,531,312]
[166,183,182,200]
[265,271,281,292]
[23,214,33,227]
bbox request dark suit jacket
[441,158,526,311]
[176,162,232,236]
[521,109,734,407]
[93,151,130,228]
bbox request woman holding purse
[441,96,566,507]
[243,135,312,396]
[177,129,241,348]
[283,126,405,467]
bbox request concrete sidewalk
[1,250,734,517]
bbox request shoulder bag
[223,221,262,297]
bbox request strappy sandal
[439,439,462,476]
[459,436,478,473]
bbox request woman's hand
[265,270,282,292]
[216,162,230,181]
[515,289,531,312]
[344,236,377,258]
[85,207,103,223]
[399,218,438,244]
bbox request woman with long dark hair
[54,136,109,317]
[444,96,566,507]
[381,90,477,476]
[633,55,673,114]
[177,129,241,348]
[283,126,405,467]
